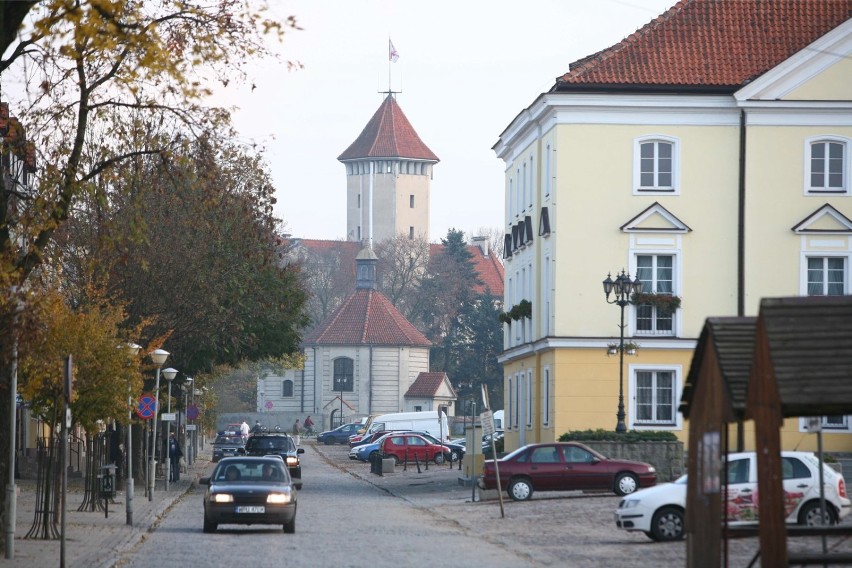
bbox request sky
[201,1,676,242]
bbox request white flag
[389,39,399,63]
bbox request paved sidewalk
[0,455,213,568]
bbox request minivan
[365,410,450,441]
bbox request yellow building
[493,1,852,453]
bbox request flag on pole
[389,39,399,63]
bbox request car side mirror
[297,448,305,455]
[199,477,210,485]
[237,448,246,455]
[590,458,600,465]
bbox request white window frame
[545,144,551,198]
[804,136,850,195]
[528,155,534,208]
[542,367,551,427]
[514,372,521,429]
[798,415,852,433]
[507,375,513,430]
[633,135,680,195]
[628,364,683,431]
[800,252,850,296]
[634,253,679,337]
[526,370,533,428]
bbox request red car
[381,433,450,465]
[478,442,657,501]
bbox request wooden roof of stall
[680,316,757,420]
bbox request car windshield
[215,436,243,445]
[214,460,289,482]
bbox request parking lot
[311,440,852,567]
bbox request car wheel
[508,477,533,501]
[614,472,639,496]
[434,453,445,465]
[283,517,296,534]
[650,506,684,542]
[451,450,461,463]
[203,516,218,533]
[799,501,837,526]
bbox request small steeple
[355,246,379,290]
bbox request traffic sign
[137,395,157,420]
[161,413,176,421]
[186,404,199,421]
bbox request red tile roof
[555,0,852,91]
[430,243,505,297]
[405,372,454,398]
[338,94,439,162]
[302,288,431,347]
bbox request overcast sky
[209,1,677,242]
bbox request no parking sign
[137,395,157,420]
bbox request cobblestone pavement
[4,440,852,567]
[314,441,852,568]
[0,454,213,568]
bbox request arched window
[333,357,354,392]
[282,380,294,398]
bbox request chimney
[472,235,489,257]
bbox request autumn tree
[374,234,430,320]
[0,0,299,546]
[290,241,358,327]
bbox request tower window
[409,226,414,239]
[410,195,415,208]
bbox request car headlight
[647,466,656,473]
[212,493,234,503]
[267,491,292,504]
[286,457,299,466]
[620,499,641,509]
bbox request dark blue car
[316,422,363,445]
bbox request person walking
[168,433,183,482]
[303,415,315,435]
[292,419,302,446]
[240,420,250,439]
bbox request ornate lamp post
[147,349,169,501]
[121,343,141,525]
[603,270,643,433]
[162,367,178,491]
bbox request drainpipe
[736,109,747,452]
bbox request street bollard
[414,453,421,473]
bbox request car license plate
[235,506,265,514]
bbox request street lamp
[183,377,192,465]
[162,367,178,491]
[121,343,141,525]
[603,270,643,433]
[147,349,169,501]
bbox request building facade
[494,0,852,452]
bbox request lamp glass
[162,367,178,381]
[150,348,170,367]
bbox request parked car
[381,433,452,465]
[243,433,305,489]
[349,430,395,449]
[614,451,851,542]
[479,442,657,501]
[200,457,297,533]
[409,431,465,462]
[350,433,393,461]
[316,423,362,445]
[212,434,246,462]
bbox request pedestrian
[303,415,315,435]
[168,433,183,482]
[240,420,250,439]
[292,418,302,445]
[252,420,262,434]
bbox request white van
[366,410,450,441]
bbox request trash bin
[100,464,117,499]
